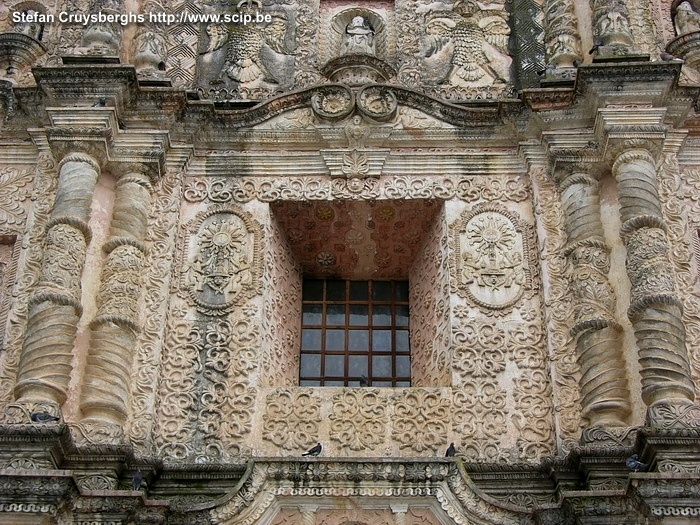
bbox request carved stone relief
[450,205,533,312]
[0,153,57,411]
[419,0,511,90]
[197,0,295,100]
[178,207,262,316]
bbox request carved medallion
[451,205,532,311]
[179,207,262,315]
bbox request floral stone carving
[450,205,533,311]
[178,207,262,316]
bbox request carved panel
[391,389,449,453]
[329,389,388,452]
[261,210,301,387]
[262,389,321,451]
[178,207,262,316]
[450,205,533,312]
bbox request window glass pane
[349,281,368,301]
[325,354,345,376]
[373,355,392,377]
[349,355,368,377]
[348,330,368,351]
[302,304,322,325]
[395,305,409,327]
[303,279,324,301]
[372,281,392,301]
[372,330,392,351]
[396,355,411,377]
[301,329,321,350]
[326,280,346,301]
[325,380,345,386]
[373,380,392,387]
[300,353,321,377]
[327,304,345,325]
[396,330,409,351]
[300,380,321,387]
[395,381,410,387]
[349,305,368,325]
[395,281,409,301]
[325,329,345,350]
[372,305,392,325]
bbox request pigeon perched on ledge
[626,454,649,472]
[445,443,456,457]
[132,469,142,491]
[30,411,60,422]
[302,443,322,456]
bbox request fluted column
[15,152,100,404]
[558,168,631,427]
[612,149,695,407]
[79,167,152,426]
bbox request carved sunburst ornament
[179,208,262,315]
[451,206,532,311]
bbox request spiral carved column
[14,153,100,405]
[559,169,631,427]
[79,168,152,426]
[612,149,695,408]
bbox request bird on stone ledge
[626,454,649,472]
[132,469,143,491]
[30,411,60,422]
[302,443,322,456]
[445,443,457,457]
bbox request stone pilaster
[14,152,100,407]
[612,148,695,412]
[79,166,152,428]
[558,167,631,427]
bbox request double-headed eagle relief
[419,0,511,88]
[198,0,294,97]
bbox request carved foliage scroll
[450,205,533,312]
[178,207,262,316]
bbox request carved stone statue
[675,1,700,35]
[341,16,376,55]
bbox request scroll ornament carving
[453,381,507,461]
[157,312,258,461]
[94,243,143,324]
[2,400,61,424]
[129,169,181,456]
[0,166,32,228]
[568,242,617,329]
[182,175,531,205]
[263,390,321,451]
[391,389,449,453]
[624,227,678,312]
[261,218,300,387]
[329,389,387,452]
[451,207,532,312]
[659,157,700,400]
[410,216,451,387]
[179,208,262,316]
[0,152,58,409]
[530,164,582,450]
[35,223,86,305]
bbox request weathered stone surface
[0,0,699,523]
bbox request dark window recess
[300,279,410,387]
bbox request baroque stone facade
[0,0,700,523]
